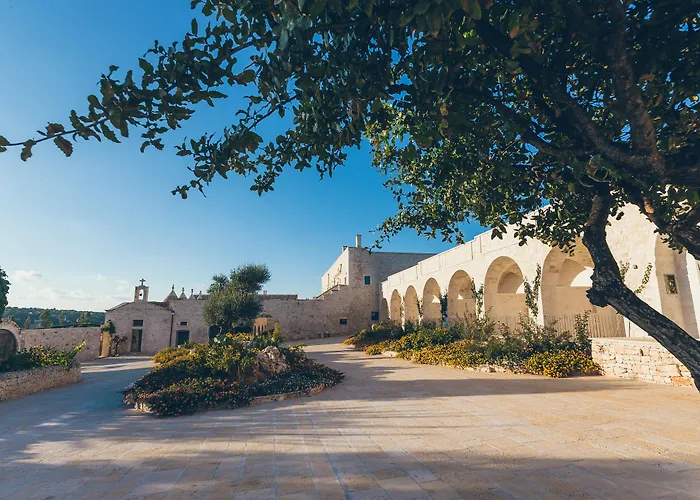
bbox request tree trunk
[583,194,700,391]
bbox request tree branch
[605,0,667,179]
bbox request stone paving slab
[1,340,699,499]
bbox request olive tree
[204,264,271,333]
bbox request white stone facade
[96,210,700,370]
[381,207,700,340]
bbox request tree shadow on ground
[1,443,699,498]
[2,341,699,499]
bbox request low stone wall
[591,338,693,386]
[20,327,102,361]
[0,364,82,402]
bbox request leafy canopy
[0,1,697,256]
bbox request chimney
[355,234,362,248]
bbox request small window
[133,320,144,327]
[179,321,188,326]
[371,311,379,321]
[664,274,679,294]
[339,318,348,325]
[364,275,371,285]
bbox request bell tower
[134,278,149,302]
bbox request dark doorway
[208,326,220,341]
[0,330,17,359]
[130,329,143,352]
[176,330,190,346]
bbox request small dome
[165,285,178,301]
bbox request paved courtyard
[1,340,700,499]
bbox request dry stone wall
[20,327,102,361]
[0,364,82,401]
[591,338,694,386]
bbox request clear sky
[0,0,483,311]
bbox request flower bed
[346,317,600,378]
[123,333,343,417]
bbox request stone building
[103,238,433,353]
[381,207,700,340]
[100,208,700,356]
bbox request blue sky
[0,0,482,311]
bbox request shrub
[271,322,283,343]
[140,378,251,417]
[344,322,403,350]
[524,350,601,378]
[387,327,461,358]
[515,315,591,357]
[0,342,85,373]
[365,344,385,356]
[153,346,191,364]
[448,313,498,342]
[412,341,488,368]
[123,333,343,417]
[354,315,600,380]
[100,321,115,334]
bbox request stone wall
[20,327,102,361]
[591,338,694,386]
[0,364,82,401]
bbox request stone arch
[0,320,20,360]
[380,298,389,322]
[422,278,442,325]
[448,270,475,324]
[484,257,527,328]
[404,286,420,324]
[390,290,402,322]
[541,243,623,336]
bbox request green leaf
[0,135,9,147]
[191,18,198,35]
[222,8,237,23]
[308,0,326,17]
[20,140,35,161]
[414,0,431,15]
[239,70,256,84]
[139,58,154,74]
[469,0,482,20]
[101,123,120,143]
[53,136,73,157]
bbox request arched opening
[404,286,420,324]
[541,243,623,337]
[447,270,475,324]
[390,290,402,323]
[0,329,18,359]
[380,298,389,322]
[484,257,527,329]
[422,278,442,325]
